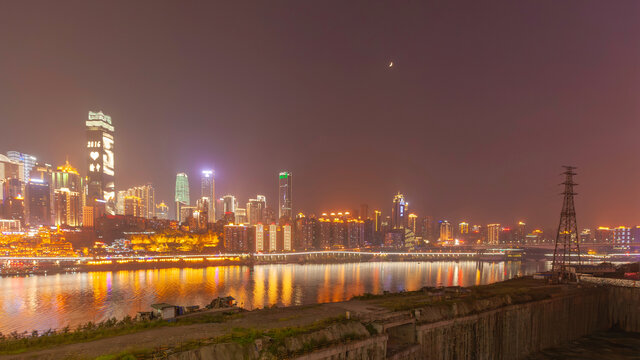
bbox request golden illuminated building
[439,220,453,241]
[459,222,469,235]
[0,227,76,257]
[487,224,501,245]
[53,160,82,227]
[408,213,418,234]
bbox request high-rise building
[129,184,155,218]
[82,206,94,228]
[201,170,215,222]
[86,111,115,215]
[2,178,23,223]
[247,195,266,225]
[175,173,190,222]
[25,178,51,225]
[408,213,418,234]
[391,193,407,229]
[278,171,292,221]
[346,219,365,248]
[487,224,501,245]
[224,224,254,252]
[613,226,631,250]
[459,222,469,235]
[0,154,22,182]
[295,213,316,250]
[52,160,82,227]
[124,196,143,217]
[373,210,382,232]
[516,221,527,244]
[116,190,127,215]
[438,220,452,241]
[222,195,237,214]
[156,201,169,220]
[255,224,265,252]
[234,208,247,224]
[268,224,277,252]
[282,224,292,251]
[6,151,36,182]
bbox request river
[0,260,548,334]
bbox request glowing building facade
[487,224,501,245]
[175,172,190,221]
[439,220,453,241]
[278,171,292,221]
[86,111,115,215]
[53,160,82,226]
[391,193,407,229]
[201,170,215,222]
[247,195,266,225]
[6,151,36,182]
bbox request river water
[0,260,548,334]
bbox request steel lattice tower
[551,166,581,275]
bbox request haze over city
[1,1,639,228]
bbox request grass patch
[0,312,240,355]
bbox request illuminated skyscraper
[234,208,247,224]
[439,220,453,241]
[278,171,292,221]
[373,210,382,232]
[124,196,143,217]
[459,222,469,235]
[53,160,82,227]
[130,184,155,218]
[391,193,407,229]
[487,224,501,245]
[116,190,127,214]
[6,151,36,182]
[86,111,115,215]
[408,213,418,234]
[201,170,215,222]
[222,195,237,214]
[175,172,190,221]
[247,195,266,225]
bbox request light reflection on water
[0,260,548,333]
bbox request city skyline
[1,1,639,228]
[0,114,635,232]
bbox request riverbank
[2,276,637,359]
[1,252,531,278]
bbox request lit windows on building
[439,220,453,242]
[487,224,501,245]
[391,193,407,229]
[201,170,215,222]
[459,222,469,235]
[86,111,115,215]
[613,226,631,250]
[278,171,292,221]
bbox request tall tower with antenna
[551,166,581,276]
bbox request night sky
[1,1,638,229]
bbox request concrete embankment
[166,279,638,360]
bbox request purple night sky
[1,1,638,228]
